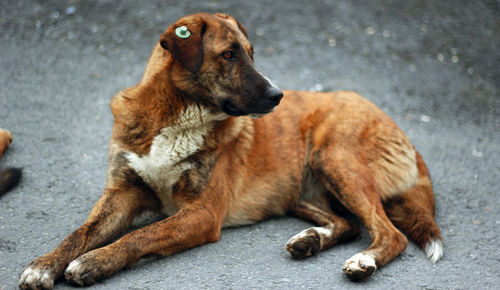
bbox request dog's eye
[222,51,235,61]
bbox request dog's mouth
[222,100,247,116]
[222,100,277,117]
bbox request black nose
[265,86,283,104]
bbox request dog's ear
[159,18,207,73]
[235,19,248,38]
[215,13,247,38]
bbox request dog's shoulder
[111,102,229,215]
[109,86,173,154]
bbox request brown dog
[19,12,443,289]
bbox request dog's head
[159,12,283,116]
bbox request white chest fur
[126,105,226,216]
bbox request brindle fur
[20,12,442,289]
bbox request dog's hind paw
[342,252,377,281]
[285,227,321,259]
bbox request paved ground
[1,0,499,289]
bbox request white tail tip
[424,238,444,263]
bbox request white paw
[424,238,444,263]
[65,259,85,286]
[19,266,55,290]
[342,252,377,281]
[286,228,313,246]
[285,227,321,258]
[286,227,332,249]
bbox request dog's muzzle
[265,85,284,107]
[222,85,283,117]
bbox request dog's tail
[384,152,443,263]
[0,167,22,196]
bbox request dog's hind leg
[19,187,158,290]
[309,148,408,281]
[384,152,443,263]
[286,200,360,259]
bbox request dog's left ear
[159,18,207,73]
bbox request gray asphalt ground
[1,0,499,289]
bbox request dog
[0,129,22,196]
[19,12,443,289]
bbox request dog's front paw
[285,227,321,259]
[64,258,97,286]
[65,254,104,286]
[19,257,59,290]
[65,247,125,286]
[342,252,377,281]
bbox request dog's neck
[112,44,250,154]
[167,104,228,133]
[111,82,241,153]
[141,44,172,83]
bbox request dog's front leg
[19,187,157,290]
[63,202,223,286]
